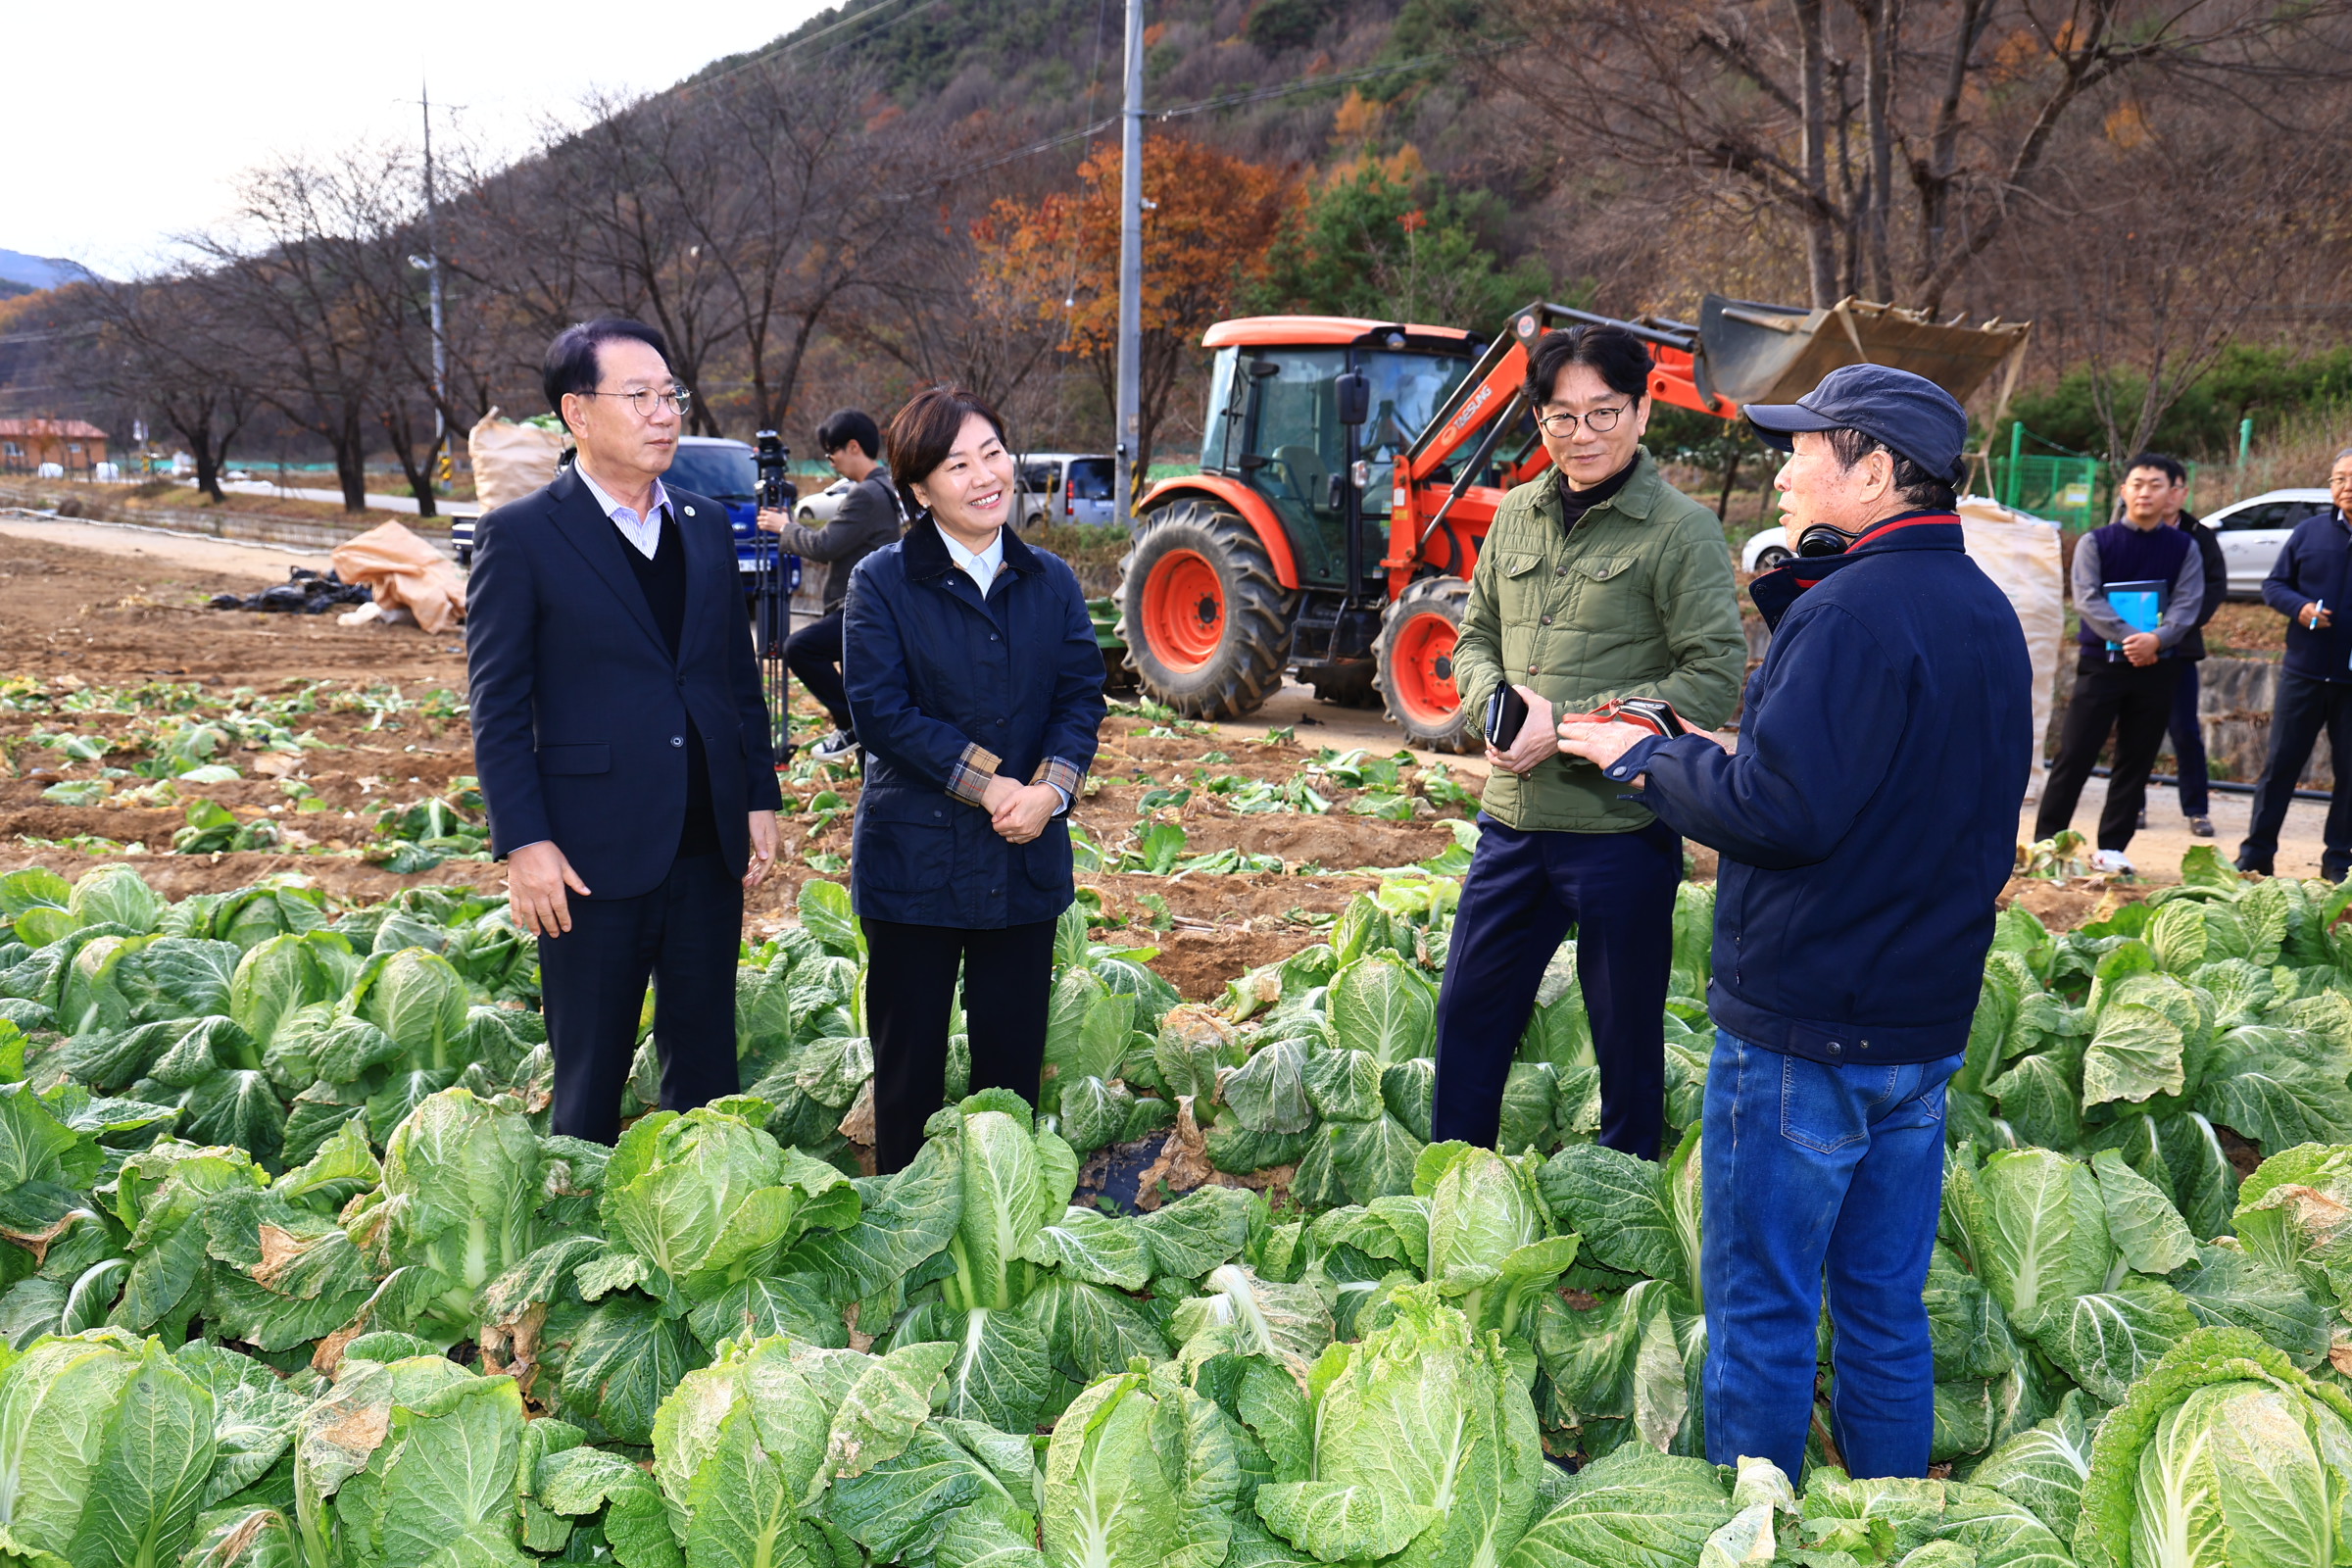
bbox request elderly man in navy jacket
[467,318,784,1145]
[2239,446,2352,881]
[1560,366,2031,1482]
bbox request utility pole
[1114,0,1144,525]
[419,80,449,498]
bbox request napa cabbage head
[1043,1357,1256,1568]
[2077,1326,2352,1568]
[368,1088,547,1342]
[1253,1283,1543,1568]
[0,1328,218,1568]
[601,1101,859,1311]
[1418,1141,1580,1345]
[940,1102,1079,1314]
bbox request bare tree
[78,279,257,502]
[839,176,1066,423]
[2039,105,2345,459]
[179,150,416,511]
[1494,0,2352,312]
[555,95,743,435]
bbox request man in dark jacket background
[759,409,905,763]
[1559,365,2031,1483]
[2239,446,2352,880]
[2030,452,2208,872]
[2143,455,2227,839]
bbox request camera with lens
[755,430,797,513]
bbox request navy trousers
[2168,660,2210,817]
[786,610,852,733]
[1431,814,1680,1159]
[536,847,742,1146]
[2239,669,2352,881]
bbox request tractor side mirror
[1249,360,1282,378]
[1336,370,1370,426]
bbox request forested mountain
[4,0,2350,497]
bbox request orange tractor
[1113,297,2029,750]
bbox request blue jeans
[1700,1030,1960,1481]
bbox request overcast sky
[16,1,836,277]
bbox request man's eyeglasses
[578,386,693,418]
[1535,405,1629,437]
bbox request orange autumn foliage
[976,134,1293,475]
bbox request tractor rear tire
[1115,499,1296,721]
[1374,575,1479,754]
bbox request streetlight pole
[1114,0,1144,526]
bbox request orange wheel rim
[1142,549,1225,670]
[1391,611,1460,728]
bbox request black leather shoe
[2188,816,2215,837]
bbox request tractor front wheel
[1374,575,1479,754]
[1115,500,1296,720]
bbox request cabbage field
[0,842,2348,1568]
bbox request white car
[2203,488,2333,598]
[1741,526,1797,572]
[794,476,855,526]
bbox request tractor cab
[1198,318,1482,594]
[1118,317,1486,713]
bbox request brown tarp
[331,519,466,634]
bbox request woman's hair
[1524,322,1653,407]
[885,384,1007,515]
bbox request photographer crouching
[1557,366,2031,1481]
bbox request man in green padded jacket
[1434,321,1746,1159]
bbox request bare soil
[0,526,1470,995]
[0,522,2290,997]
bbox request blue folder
[2103,578,2166,653]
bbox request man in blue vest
[2031,461,2208,873]
[1557,364,2031,1481]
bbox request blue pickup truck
[450,436,795,591]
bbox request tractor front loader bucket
[1694,294,2031,410]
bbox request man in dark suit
[466,318,783,1143]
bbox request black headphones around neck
[1795,523,1860,558]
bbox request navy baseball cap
[1743,364,1970,486]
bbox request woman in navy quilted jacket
[841,385,1106,1170]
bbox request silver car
[2205,487,2334,598]
[1014,453,1118,528]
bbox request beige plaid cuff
[947,743,1002,807]
[1030,757,1084,811]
